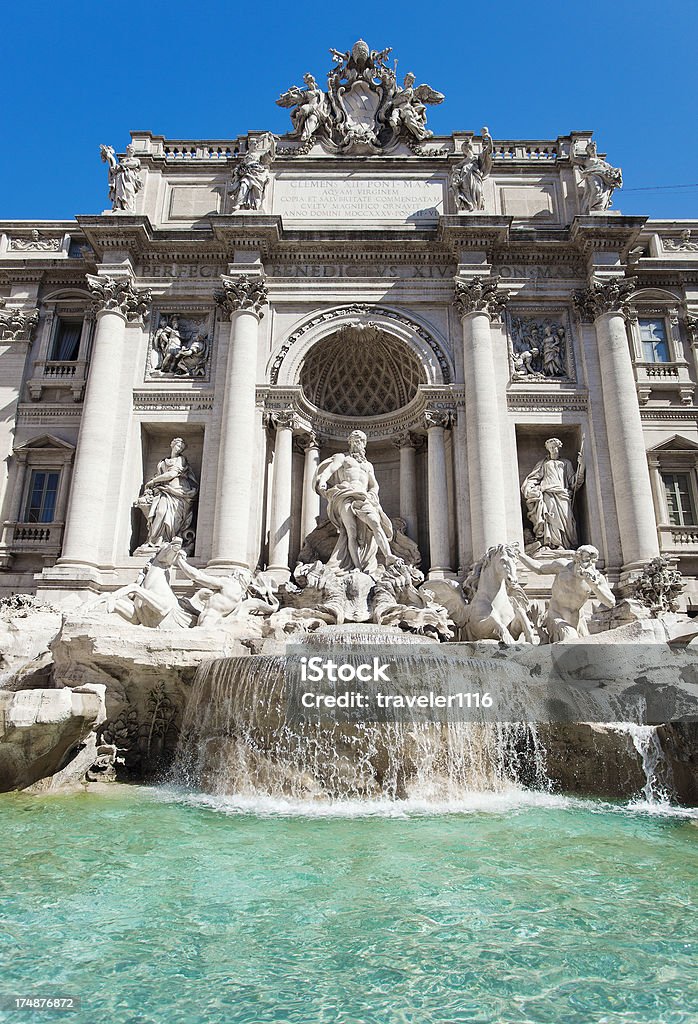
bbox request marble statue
[521,438,584,550]
[372,560,452,640]
[276,74,330,141]
[572,140,622,213]
[135,438,199,554]
[518,545,615,642]
[100,144,143,213]
[461,543,537,644]
[451,129,493,212]
[230,133,276,211]
[385,72,444,143]
[175,553,279,627]
[277,41,443,153]
[100,540,193,630]
[313,430,397,576]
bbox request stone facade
[1,40,698,610]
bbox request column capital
[392,430,423,450]
[0,300,39,342]
[296,429,321,452]
[215,273,268,320]
[424,408,454,430]
[453,275,508,321]
[86,273,152,323]
[572,275,637,322]
[685,312,698,346]
[267,406,299,432]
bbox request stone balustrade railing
[658,523,698,551]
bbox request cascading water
[170,647,552,801]
[611,723,674,804]
[169,635,691,804]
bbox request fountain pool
[1,785,696,1024]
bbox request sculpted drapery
[521,438,583,550]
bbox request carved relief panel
[506,311,575,384]
[146,310,214,381]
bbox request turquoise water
[1,787,697,1024]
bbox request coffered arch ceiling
[300,324,424,417]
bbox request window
[639,318,670,363]
[662,472,696,527]
[50,319,82,361]
[24,470,60,523]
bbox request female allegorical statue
[137,437,199,554]
[521,437,584,550]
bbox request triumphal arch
[1,39,698,617]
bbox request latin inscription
[274,177,444,220]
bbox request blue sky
[2,0,697,221]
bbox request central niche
[300,325,423,417]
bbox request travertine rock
[0,684,105,791]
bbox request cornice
[569,215,647,257]
[438,214,512,254]
[208,215,282,257]
[76,215,154,258]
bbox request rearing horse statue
[461,543,536,644]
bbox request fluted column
[267,409,297,581]
[455,276,508,556]
[210,274,267,569]
[299,430,321,544]
[574,277,659,568]
[392,432,419,541]
[60,274,151,567]
[425,410,452,578]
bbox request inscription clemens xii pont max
[275,177,444,219]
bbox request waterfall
[170,655,550,800]
[612,723,674,805]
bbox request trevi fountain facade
[1,39,697,802]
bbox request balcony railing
[0,521,64,567]
[27,360,87,401]
[658,523,698,554]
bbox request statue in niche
[518,545,615,642]
[100,143,143,213]
[521,438,584,551]
[451,129,493,211]
[150,314,209,378]
[276,73,331,141]
[229,133,276,211]
[572,140,623,213]
[135,438,199,555]
[313,429,398,576]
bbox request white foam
[154,783,698,820]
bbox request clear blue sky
[2,0,697,221]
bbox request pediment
[14,434,75,454]
[648,434,698,454]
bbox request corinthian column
[392,431,419,542]
[59,274,151,568]
[574,277,659,568]
[267,408,297,581]
[425,410,452,578]
[210,274,267,569]
[298,430,321,544]
[454,276,508,556]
